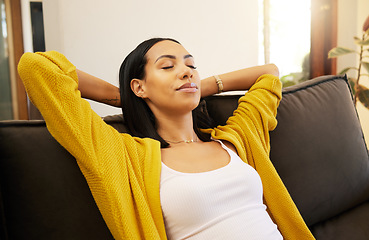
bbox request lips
[177,82,198,91]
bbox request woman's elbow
[267,64,279,77]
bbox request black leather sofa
[1,75,368,239]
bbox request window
[259,0,311,86]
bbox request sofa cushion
[0,121,114,239]
[311,201,369,240]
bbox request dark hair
[119,37,213,148]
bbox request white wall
[27,0,368,145]
[337,0,369,146]
[40,0,259,117]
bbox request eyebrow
[154,54,193,63]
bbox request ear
[130,78,146,98]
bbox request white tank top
[160,140,283,240]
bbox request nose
[179,65,193,81]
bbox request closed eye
[162,65,197,70]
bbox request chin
[176,99,200,114]
[190,99,202,111]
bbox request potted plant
[328,15,369,109]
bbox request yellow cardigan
[18,51,315,240]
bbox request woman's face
[134,40,201,117]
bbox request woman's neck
[155,112,197,143]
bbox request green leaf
[339,67,356,75]
[282,81,296,87]
[357,84,369,110]
[355,37,369,45]
[280,74,298,87]
[362,61,369,72]
[328,47,356,58]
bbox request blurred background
[1,0,368,143]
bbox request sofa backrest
[270,75,369,227]
[1,75,368,239]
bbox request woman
[18,38,314,239]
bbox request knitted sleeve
[17,51,165,239]
[205,74,282,162]
[233,74,281,155]
[18,51,126,173]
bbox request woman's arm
[200,64,279,98]
[78,63,278,105]
[77,69,121,107]
[18,51,166,239]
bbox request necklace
[165,138,198,144]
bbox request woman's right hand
[77,69,121,107]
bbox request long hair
[119,38,213,148]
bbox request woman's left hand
[200,64,279,98]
